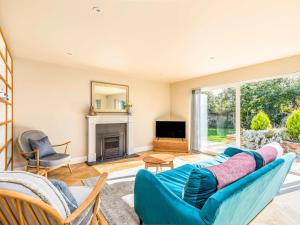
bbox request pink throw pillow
[206,153,256,189]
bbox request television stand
[153,138,188,153]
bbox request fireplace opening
[96,123,126,162]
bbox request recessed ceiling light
[209,57,215,60]
[92,6,101,13]
[66,52,72,56]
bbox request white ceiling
[1,0,300,82]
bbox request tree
[241,77,300,129]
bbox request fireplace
[96,123,127,162]
[87,115,133,164]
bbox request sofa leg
[139,218,143,225]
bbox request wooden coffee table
[143,153,175,173]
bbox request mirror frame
[91,81,129,113]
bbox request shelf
[0,27,13,171]
[0,120,12,126]
[0,74,12,89]
[0,138,12,153]
[0,49,5,63]
[0,98,12,105]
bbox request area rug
[82,158,187,225]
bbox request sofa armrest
[134,169,206,225]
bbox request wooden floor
[48,150,300,225]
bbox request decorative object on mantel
[125,103,133,115]
[89,105,96,116]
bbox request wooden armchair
[0,172,108,225]
[17,130,72,174]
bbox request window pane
[200,87,237,154]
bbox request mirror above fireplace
[91,81,129,113]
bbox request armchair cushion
[0,171,70,218]
[28,153,71,168]
[29,136,56,158]
[69,186,94,225]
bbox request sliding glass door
[191,86,240,154]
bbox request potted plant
[282,109,300,155]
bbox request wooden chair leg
[67,164,73,174]
[96,212,102,223]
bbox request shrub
[286,109,300,140]
[243,129,285,149]
[250,111,271,130]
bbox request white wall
[14,58,171,166]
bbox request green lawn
[208,128,235,143]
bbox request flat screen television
[156,121,186,139]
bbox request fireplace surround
[86,115,133,165]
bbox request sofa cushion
[183,168,217,209]
[206,153,256,189]
[28,153,71,168]
[156,164,195,197]
[28,136,56,158]
[50,179,78,213]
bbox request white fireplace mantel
[86,114,134,163]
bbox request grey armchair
[17,130,72,174]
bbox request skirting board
[133,145,153,153]
[70,156,87,164]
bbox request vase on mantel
[89,105,96,116]
[125,103,133,115]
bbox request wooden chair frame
[16,139,72,175]
[0,173,108,225]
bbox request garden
[206,76,300,154]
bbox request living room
[0,1,300,225]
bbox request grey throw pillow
[50,179,78,213]
[28,136,56,159]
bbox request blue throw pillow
[224,146,245,157]
[50,179,78,213]
[183,168,217,209]
[28,136,56,159]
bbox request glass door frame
[196,83,241,149]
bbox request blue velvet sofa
[134,152,296,225]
